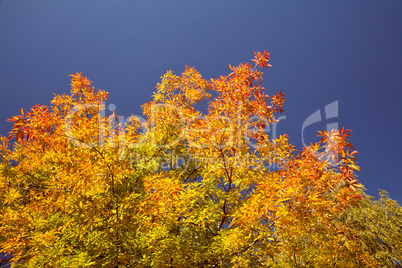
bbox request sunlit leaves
[251,50,272,69]
[0,53,397,267]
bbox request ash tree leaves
[0,52,401,267]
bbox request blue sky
[0,0,401,201]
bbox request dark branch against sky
[0,0,401,200]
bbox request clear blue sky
[0,0,401,201]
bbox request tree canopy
[1,52,401,267]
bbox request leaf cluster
[1,54,401,267]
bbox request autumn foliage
[1,52,401,267]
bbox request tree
[339,190,402,267]
[0,52,398,267]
